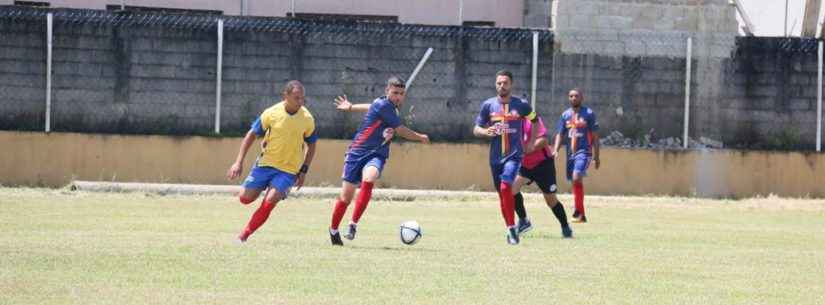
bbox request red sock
[351,181,374,224]
[573,181,585,216]
[499,182,516,227]
[239,199,276,241]
[330,199,348,230]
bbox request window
[462,21,495,27]
[105,5,222,15]
[14,1,50,7]
[288,13,398,24]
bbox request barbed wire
[0,6,552,42]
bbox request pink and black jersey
[475,96,536,165]
[521,117,551,170]
[556,106,599,157]
[346,97,401,161]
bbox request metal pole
[240,0,247,16]
[215,19,224,134]
[531,32,538,109]
[46,13,53,133]
[683,37,692,149]
[120,0,125,10]
[818,41,822,151]
[785,0,790,36]
[290,0,296,17]
[459,0,464,25]
[406,48,434,92]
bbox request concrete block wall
[0,18,46,131]
[554,0,737,58]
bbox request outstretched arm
[592,132,600,169]
[334,95,370,113]
[395,125,430,144]
[551,133,563,158]
[227,130,257,180]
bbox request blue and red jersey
[556,106,599,157]
[475,96,537,165]
[346,97,401,160]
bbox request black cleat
[344,223,357,240]
[561,226,573,238]
[506,227,520,245]
[330,230,344,246]
[517,218,533,234]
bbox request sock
[350,181,374,224]
[514,192,527,220]
[330,199,348,231]
[573,181,585,216]
[499,182,516,227]
[551,202,569,227]
[239,199,276,241]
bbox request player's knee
[239,196,255,205]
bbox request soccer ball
[399,220,422,245]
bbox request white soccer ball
[399,220,422,245]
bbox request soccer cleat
[571,210,581,219]
[330,230,344,246]
[572,214,587,223]
[344,223,357,240]
[506,227,520,245]
[561,226,573,238]
[517,218,533,234]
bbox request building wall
[0,0,525,27]
[2,131,823,198]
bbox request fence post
[817,40,822,152]
[215,19,223,134]
[683,37,692,149]
[45,12,53,133]
[531,31,538,110]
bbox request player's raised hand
[227,162,243,180]
[294,173,306,190]
[334,95,352,111]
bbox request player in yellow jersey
[226,80,318,243]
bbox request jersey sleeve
[555,114,567,136]
[250,117,265,137]
[587,109,600,132]
[475,102,490,127]
[377,102,402,128]
[304,120,318,144]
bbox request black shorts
[518,158,558,194]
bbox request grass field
[1,187,824,305]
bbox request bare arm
[334,95,370,113]
[227,130,257,180]
[525,136,548,154]
[395,125,430,144]
[473,125,497,138]
[294,141,317,190]
[592,132,600,169]
[552,133,563,157]
[524,119,539,153]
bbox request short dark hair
[387,76,406,89]
[569,87,584,96]
[281,80,304,96]
[495,70,513,81]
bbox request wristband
[299,164,309,174]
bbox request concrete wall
[0,0,525,27]
[2,131,823,198]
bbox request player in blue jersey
[552,88,601,223]
[327,76,430,246]
[473,70,540,245]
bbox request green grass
[1,188,824,305]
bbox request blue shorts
[342,155,386,185]
[490,159,521,191]
[242,166,297,198]
[566,154,592,181]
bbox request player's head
[495,70,513,99]
[568,88,583,108]
[282,80,305,107]
[385,76,406,106]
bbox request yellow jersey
[252,101,317,174]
